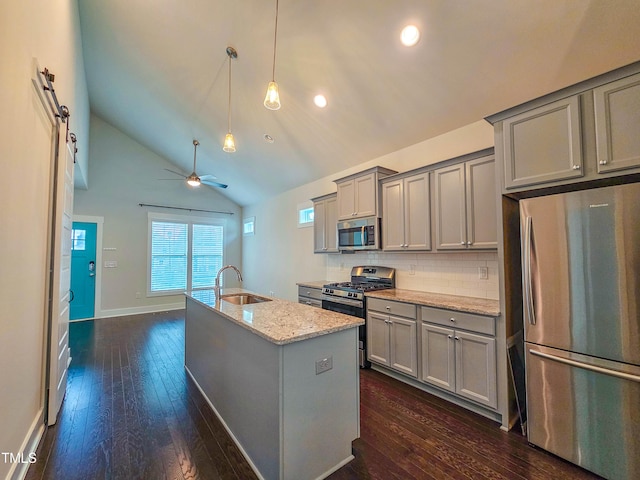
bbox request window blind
[150,221,188,292]
[149,219,225,294]
[192,224,223,289]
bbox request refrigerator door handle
[530,349,640,383]
[523,215,536,325]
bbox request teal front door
[70,222,97,320]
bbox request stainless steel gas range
[322,266,396,367]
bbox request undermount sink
[220,293,272,305]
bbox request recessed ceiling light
[264,134,274,143]
[313,94,327,108]
[401,25,420,46]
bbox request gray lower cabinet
[593,72,640,174]
[434,155,497,250]
[312,193,338,253]
[420,306,497,409]
[297,285,323,308]
[381,171,431,251]
[367,298,417,377]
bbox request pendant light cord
[227,55,232,132]
[271,0,279,81]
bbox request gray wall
[73,115,243,316]
[242,121,496,301]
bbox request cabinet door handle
[450,317,455,322]
[466,241,472,246]
[386,306,391,310]
[447,335,453,339]
[455,336,460,341]
[572,164,581,170]
[599,160,608,165]
[460,241,465,245]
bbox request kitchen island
[184,288,363,480]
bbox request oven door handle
[322,295,363,308]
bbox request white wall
[242,121,498,301]
[0,1,90,479]
[73,115,243,317]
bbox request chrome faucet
[214,265,243,295]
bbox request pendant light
[264,0,281,110]
[223,46,238,152]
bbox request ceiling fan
[164,139,228,189]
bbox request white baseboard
[6,409,44,480]
[70,302,185,322]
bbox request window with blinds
[149,216,224,295]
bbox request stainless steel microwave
[337,217,380,250]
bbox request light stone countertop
[186,288,363,345]
[295,280,329,289]
[365,289,500,317]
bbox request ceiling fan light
[264,81,281,110]
[223,132,236,153]
[187,174,201,187]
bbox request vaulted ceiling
[78,0,640,206]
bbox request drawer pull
[450,317,455,322]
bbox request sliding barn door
[34,63,74,426]
[47,132,74,425]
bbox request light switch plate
[478,266,489,279]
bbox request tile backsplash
[326,251,499,300]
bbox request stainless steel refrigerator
[520,183,640,480]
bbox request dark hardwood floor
[26,311,600,480]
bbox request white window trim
[297,201,314,228]
[243,216,255,236]
[147,212,226,297]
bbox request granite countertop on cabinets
[296,280,329,289]
[186,288,362,345]
[366,289,500,317]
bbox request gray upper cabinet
[336,172,376,219]
[435,155,497,250]
[593,72,640,174]
[312,193,338,253]
[334,167,397,220]
[381,171,431,251]
[502,96,583,190]
[465,156,498,249]
[434,163,466,249]
[488,63,640,193]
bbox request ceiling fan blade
[164,168,187,178]
[201,179,228,189]
[199,174,218,181]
